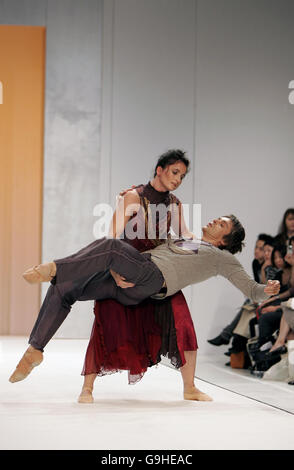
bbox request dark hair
[257,233,274,245]
[264,238,275,248]
[271,245,291,269]
[154,149,190,177]
[218,214,245,255]
[277,208,294,242]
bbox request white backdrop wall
[2,0,294,353]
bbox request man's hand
[264,280,280,296]
[110,269,135,289]
[119,185,137,197]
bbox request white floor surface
[0,337,293,450]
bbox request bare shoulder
[123,189,140,203]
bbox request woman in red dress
[78,150,212,403]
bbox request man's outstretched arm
[219,254,280,303]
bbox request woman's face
[157,161,187,191]
[254,240,265,263]
[274,251,285,270]
[264,244,273,262]
[285,213,294,234]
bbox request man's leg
[10,249,164,382]
[29,272,114,352]
[53,237,159,286]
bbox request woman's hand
[110,269,135,289]
[285,252,294,266]
[260,305,279,314]
[259,295,280,308]
[264,280,280,296]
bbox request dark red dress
[82,182,198,384]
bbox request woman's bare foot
[78,387,94,404]
[184,386,213,401]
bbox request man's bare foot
[23,262,56,284]
[9,346,43,383]
[78,387,94,404]
[184,386,213,401]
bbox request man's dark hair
[257,233,273,245]
[154,149,190,177]
[218,214,245,255]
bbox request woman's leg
[270,314,291,352]
[180,350,212,401]
[78,373,97,403]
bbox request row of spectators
[207,208,294,382]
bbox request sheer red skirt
[82,291,198,384]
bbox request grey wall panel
[0,0,47,25]
[103,0,197,310]
[42,0,103,339]
[109,0,196,211]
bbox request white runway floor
[0,337,293,451]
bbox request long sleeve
[218,251,269,303]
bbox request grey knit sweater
[145,239,269,303]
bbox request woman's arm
[170,201,195,239]
[108,190,140,239]
[108,189,140,288]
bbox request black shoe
[207,334,230,346]
[265,345,287,357]
[225,361,231,367]
[224,351,231,356]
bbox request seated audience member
[274,208,294,249]
[207,234,271,347]
[259,238,275,284]
[254,245,292,348]
[265,251,294,355]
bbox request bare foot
[78,387,94,404]
[184,386,213,402]
[23,262,56,284]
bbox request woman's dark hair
[277,208,294,242]
[154,149,190,177]
[271,245,291,269]
[218,214,245,255]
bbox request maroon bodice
[123,182,181,252]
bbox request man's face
[202,217,233,247]
[254,240,265,263]
[156,161,187,191]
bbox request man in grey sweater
[10,214,280,383]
